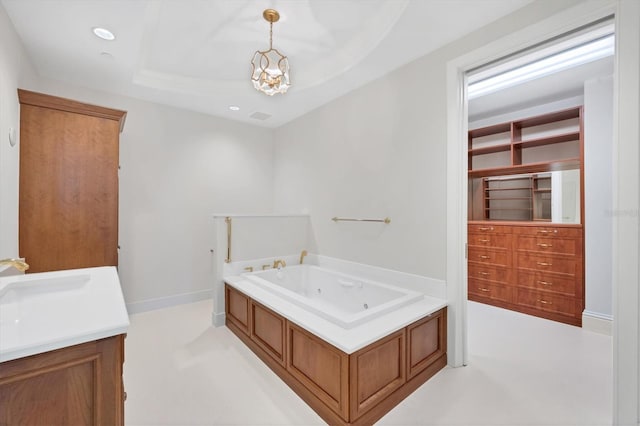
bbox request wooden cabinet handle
[538,280,553,286]
[537,262,552,267]
[479,239,490,243]
[538,299,552,305]
[479,255,490,260]
[478,271,489,277]
[478,226,494,231]
[478,287,490,292]
[537,243,553,248]
[537,229,558,234]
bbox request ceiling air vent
[250,112,271,121]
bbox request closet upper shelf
[468,106,583,177]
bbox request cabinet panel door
[407,309,446,379]
[251,301,286,365]
[0,335,124,426]
[225,285,250,334]
[19,105,119,272]
[287,323,349,420]
[350,330,406,420]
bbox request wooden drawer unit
[468,246,510,268]
[513,225,582,238]
[468,279,513,304]
[467,223,583,327]
[516,252,578,276]
[468,232,511,249]
[517,270,578,296]
[516,288,578,317]
[516,235,579,255]
[468,263,510,284]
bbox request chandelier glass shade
[250,9,290,96]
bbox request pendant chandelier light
[250,9,291,96]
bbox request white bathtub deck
[224,275,446,354]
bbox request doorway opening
[465,18,614,330]
[448,13,615,426]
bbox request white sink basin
[0,274,90,300]
[0,274,90,327]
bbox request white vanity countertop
[0,266,130,363]
[224,275,447,354]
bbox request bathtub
[243,265,423,329]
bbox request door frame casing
[446,0,640,424]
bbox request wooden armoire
[18,89,127,273]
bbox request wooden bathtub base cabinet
[225,283,447,426]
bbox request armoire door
[18,90,126,273]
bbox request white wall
[0,4,38,259]
[33,79,275,313]
[272,1,581,280]
[584,75,613,328]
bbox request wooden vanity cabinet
[0,334,126,426]
[224,284,447,426]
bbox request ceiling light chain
[250,9,291,96]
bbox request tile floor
[124,300,612,425]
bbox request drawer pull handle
[537,229,558,234]
[537,243,553,248]
[479,255,490,260]
[479,239,490,243]
[478,227,494,231]
[538,299,552,305]
[538,280,553,286]
[537,262,552,267]
[479,287,490,292]
[478,272,489,276]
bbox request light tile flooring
[124,300,612,425]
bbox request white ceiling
[469,56,614,123]
[1,0,533,128]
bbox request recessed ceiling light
[228,106,240,111]
[93,27,115,41]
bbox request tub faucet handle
[299,250,308,265]
[273,259,286,270]
[243,266,254,273]
[262,264,271,270]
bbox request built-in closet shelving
[468,107,582,178]
[467,106,585,327]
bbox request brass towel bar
[331,217,391,224]
[225,217,232,263]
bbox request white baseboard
[126,290,212,315]
[212,311,226,327]
[582,310,613,335]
